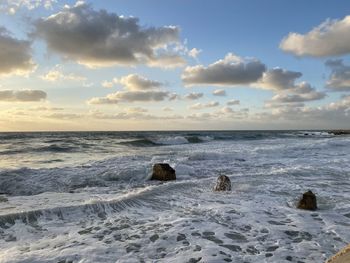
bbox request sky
[0,0,350,131]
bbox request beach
[0,131,349,262]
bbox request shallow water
[0,131,349,262]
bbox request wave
[0,144,78,155]
[119,135,212,147]
[0,181,195,228]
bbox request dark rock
[297,190,317,211]
[149,234,159,242]
[151,163,176,181]
[0,195,8,202]
[214,175,231,191]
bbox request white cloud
[186,106,249,121]
[116,74,164,91]
[0,90,47,102]
[88,73,171,104]
[126,107,148,113]
[258,95,350,125]
[34,2,185,68]
[189,101,219,110]
[212,89,227,96]
[162,107,173,112]
[0,27,35,76]
[280,15,350,57]
[182,53,266,87]
[101,80,114,88]
[44,112,81,120]
[325,59,350,91]
[89,109,183,120]
[40,65,86,82]
[188,48,202,58]
[0,0,56,14]
[87,90,170,104]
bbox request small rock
[151,163,176,181]
[177,233,186,241]
[214,175,231,191]
[149,234,159,242]
[0,195,8,202]
[297,190,317,211]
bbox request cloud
[325,59,350,91]
[255,67,326,105]
[116,74,164,91]
[269,82,326,103]
[186,107,249,121]
[184,92,204,100]
[87,90,170,104]
[40,65,86,82]
[29,106,64,111]
[188,48,202,58]
[0,90,47,102]
[126,107,148,113]
[212,89,227,96]
[189,101,219,110]
[0,27,35,76]
[88,73,171,104]
[256,68,302,91]
[0,0,56,14]
[169,93,179,101]
[44,112,82,120]
[280,15,350,57]
[101,80,114,88]
[162,107,173,112]
[34,2,185,68]
[89,109,183,120]
[259,95,350,124]
[182,53,266,87]
[227,99,240,106]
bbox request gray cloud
[182,53,266,86]
[88,90,169,104]
[259,95,350,125]
[255,67,326,105]
[34,2,185,68]
[325,59,350,91]
[184,92,204,100]
[269,88,326,103]
[212,89,227,96]
[0,90,47,102]
[280,15,350,57]
[227,99,240,106]
[0,27,35,76]
[189,101,219,110]
[257,68,302,91]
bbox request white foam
[152,136,189,145]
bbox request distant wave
[119,135,213,147]
[0,144,78,155]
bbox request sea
[0,131,349,263]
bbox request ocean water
[0,131,349,263]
